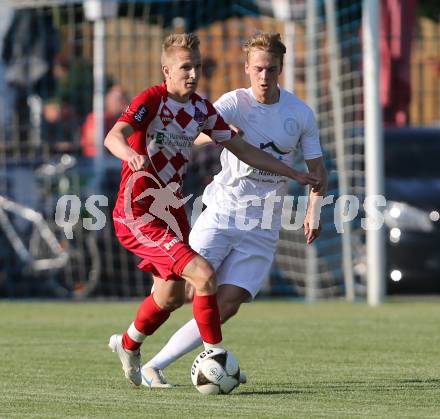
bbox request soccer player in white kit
[141,32,328,387]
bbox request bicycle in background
[0,154,101,298]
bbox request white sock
[126,322,146,346]
[203,341,224,350]
[146,318,202,370]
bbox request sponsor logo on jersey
[164,237,180,250]
[156,132,165,144]
[250,167,283,178]
[154,131,193,148]
[134,104,148,122]
[160,105,174,126]
[194,108,205,125]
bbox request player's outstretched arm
[104,121,148,171]
[304,157,328,244]
[223,135,321,189]
[195,124,242,149]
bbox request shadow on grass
[238,378,440,396]
[317,378,440,392]
[238,389,303,396]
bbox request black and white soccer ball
[191,348,240,395]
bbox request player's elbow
[104,129,121,154]
[103,131,113,150]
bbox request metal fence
[0,0,439,298]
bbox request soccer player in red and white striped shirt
[105,33,320,387]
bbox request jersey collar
[161,80,200,106]
[249,85,283,109]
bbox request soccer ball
[191,348,240,395]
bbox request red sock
[193,294,222,344]
[122,294,170,351]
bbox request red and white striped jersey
[114,82,234,217]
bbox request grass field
[1,299,439,418]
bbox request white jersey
[203,87,322,230]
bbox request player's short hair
[243,32,286,66]
[161,33,200,65]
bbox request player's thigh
[189,208,233,271]
[216,232,277,300]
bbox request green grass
[1,299,440,418]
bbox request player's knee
[188,256,216,295]
[195,269,216,295]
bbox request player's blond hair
[243,32,286,66]
[161,33,200,64]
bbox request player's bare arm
[104,121,148,171]
[223,135,321,189]
[304,157,328,244]
[193,132,212,149]
[194,124,241,149]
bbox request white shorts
[189,207,279,300]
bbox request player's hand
[127,154,148,172]
[291,170,321,191]
[304,212,322,244]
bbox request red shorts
[113,206,197,281]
